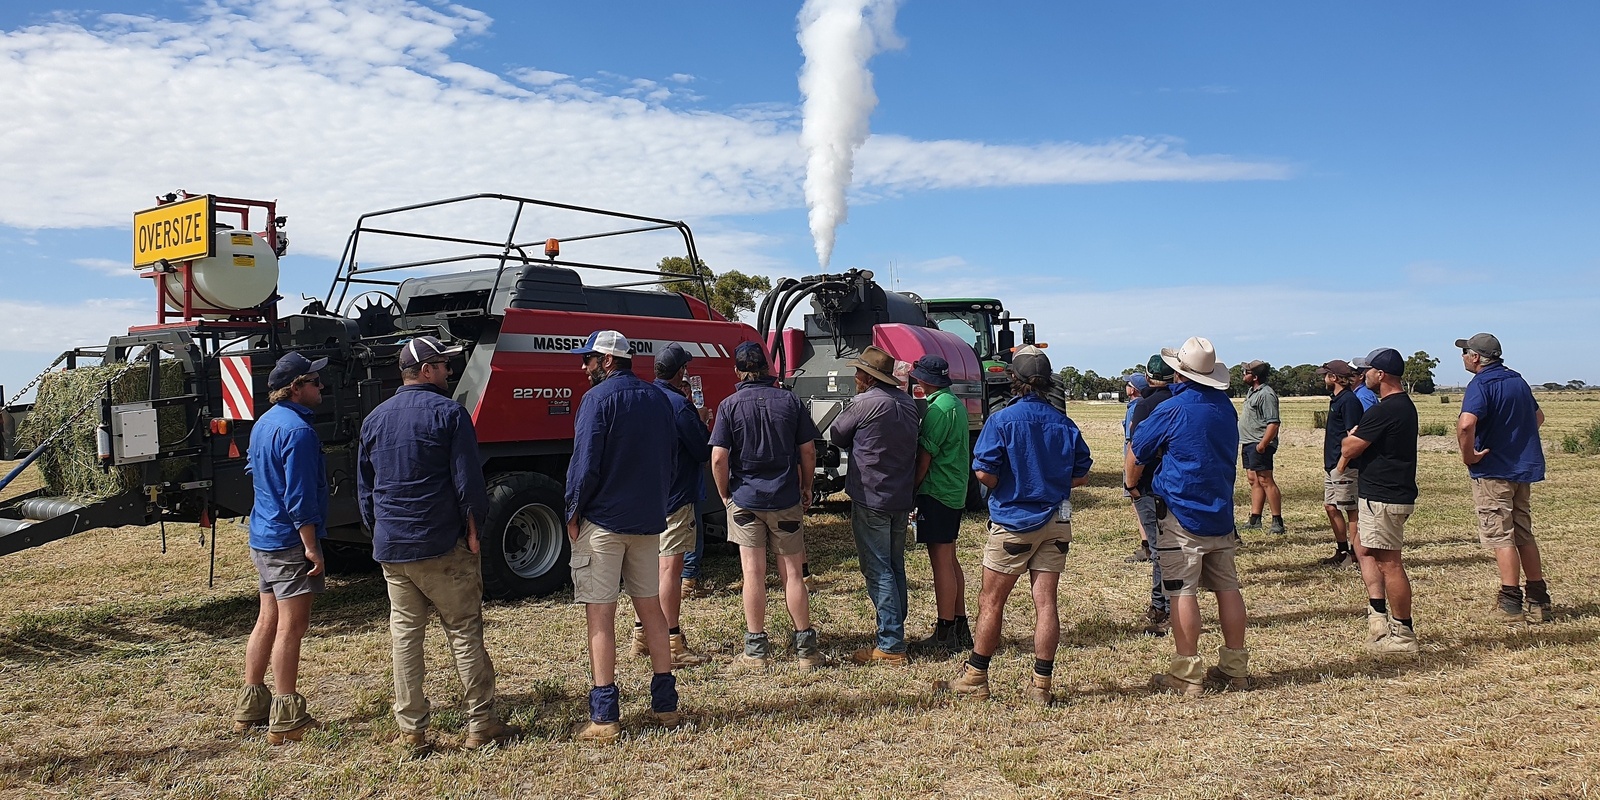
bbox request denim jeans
[680,516,705,580]
[852,502,909,654]
[1132,494,1169,613]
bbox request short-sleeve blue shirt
[1354,383,1379,412]
[1461,364,1545,483]
[709,377,821,511]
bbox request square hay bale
[17,361,191,501]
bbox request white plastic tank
[161,228,280,317]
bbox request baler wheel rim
[504,502,564,579]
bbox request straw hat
[1159,336,1230,389]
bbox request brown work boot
[1142,606,1171,637]
[1150,655,1205,697]
[1527,600,1554,624]
[668,633,706,667]
[231,684,270,734]
[463,721,521,750]
[1203,646,1252,692]
[575,720,621,744]
[728,653,770,674]
[632,625,650,656]
[681,578,709,599]
[265,693,324,745]
[933,664,991,699]
[851,647,908,667]
[1023,674,1054,706]
[650,710,683,729]
[392,729,430,759]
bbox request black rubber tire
[321,541,380,575]
[480,471,571,601]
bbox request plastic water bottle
[1056,499,1072,523]
[689,375,704,409]
[908,510,919,538]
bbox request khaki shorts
[726,501,806,556]
[660,504,697,557]
[982,519,1072,575]
[1356,499,1413,551]
[1155,514,1240,596]
[1472,478,1535,549]
[1324,468,1358,510]
[570,520,659,604]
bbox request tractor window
[930,311,993,361]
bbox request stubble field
[1,393,1597,799]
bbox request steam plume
[797,0,902,268]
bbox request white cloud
[72,257,136,277]
[0,298,146,355]
[0,0,1288,268]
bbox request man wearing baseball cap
[1120,373,1150,565]
[1124,355,1177,636]
[909,354,972,652]
[1130,337,1251,695]
[831,346,921,666]
[1340,347,1420,655]
[1350,357,1379,412]
[713,342,830,673]
[1455,333,1552,623]
[235,351,329,743]
[564,330,682,742]
[628,342,712,666]
[936,346,1092,705]
[1317,359,1364,568]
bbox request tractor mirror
[1022,323,1036,345]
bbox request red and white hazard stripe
[220,356,255,420]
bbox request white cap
[571,330,632,358]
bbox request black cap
[1012,345,1052,380]
[910,354,952,388]
[398,335,464,370]
[656,342,694,376]
[268,351,328,391]
[1365,347,1406,376]
[735,341,768,372]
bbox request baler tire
[480,471,570,601]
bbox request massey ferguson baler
[0,193,760,600]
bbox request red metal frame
[141,192,281,325]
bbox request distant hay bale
[1312,411,1328,429]
[16,362,191,501]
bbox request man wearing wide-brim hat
[830,346,921,666]
[1129,337,1252,696]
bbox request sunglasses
[296,376,323,388]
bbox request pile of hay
[17,361,191,501]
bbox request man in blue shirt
[629,343,712,667]
[1121,372,1149,564]
[830,346,921,667]
[1351,357,1380,411]
[564,330,680,743]
[1317,359,1365,568]
[1124,356,1176,636]
[711,343,829,673]
[1129,337,1251,696]
[359,335,516,755]
[1455,332,1551,623]
[236,352,328,744]
[935,346,1091,705]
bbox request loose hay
[17,361,191,500]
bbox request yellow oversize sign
[132,195,214,267]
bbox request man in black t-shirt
[1318,360,1365,568]
[1123,355,1177,636]
[1339,348,1420,656]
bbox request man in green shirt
[910,355,973,651]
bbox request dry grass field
[2,393,1598,799]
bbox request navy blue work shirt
[971,392,1093,533]
[1127,384,1174,493]
[358,383,489,563]
[246,401,328,551]
[1130,381,1239,536]
[655,378,711,511]
[1461,363,1545,483]
[1324,388,1365,472]
[829,384,921,512]
[565,368,675,534]
[709,377,821,511]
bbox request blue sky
[1,0,1596,390]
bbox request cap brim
[911,369,952,387]
[307,357,329,373]
[1454,338,1471,349]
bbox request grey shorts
[252,546,326,600]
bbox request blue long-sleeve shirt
[246,401,328,551]
[358,383,489,563]
[565,368,675,535]
[1130,381,1239,536]
[971,393,1092,533]
[655,378,711,511]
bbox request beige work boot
[669,633,706,667]
[1527,600,1554,624]
[794,628,833,673]
[463,721,521,750]
[1366,609,1391,644]
[728,653,769,674]
[575,720,621,744]
[265,693,324,745]
[681,578,708,599]
[933,664,991,700]
[1150,655,1206,697]
[231,684,270,734]
[852,647,909,667]
[650,710,683,729]
[632,625,650,656]
[1023,674,1053,706]
[1203,646,1252,692]
[1370,620,1420,655]
[392,729,430,759]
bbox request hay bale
[1312,410,1328,429]
[17,361,191,501]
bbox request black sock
[1248,514,1261,524]
[936,618,956,631]
[1395,617,1413,631]
[1337,542,1351,552]
[1272,516,1284,524]
[1499,585,1523,602]
[668,626,681,636]
[802,563,813,578]
[1033,658,1054,678]
[633,622,643,630]
[1369,598,1388,615]
[1525,579,1550,604]
[967,652,992,672]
